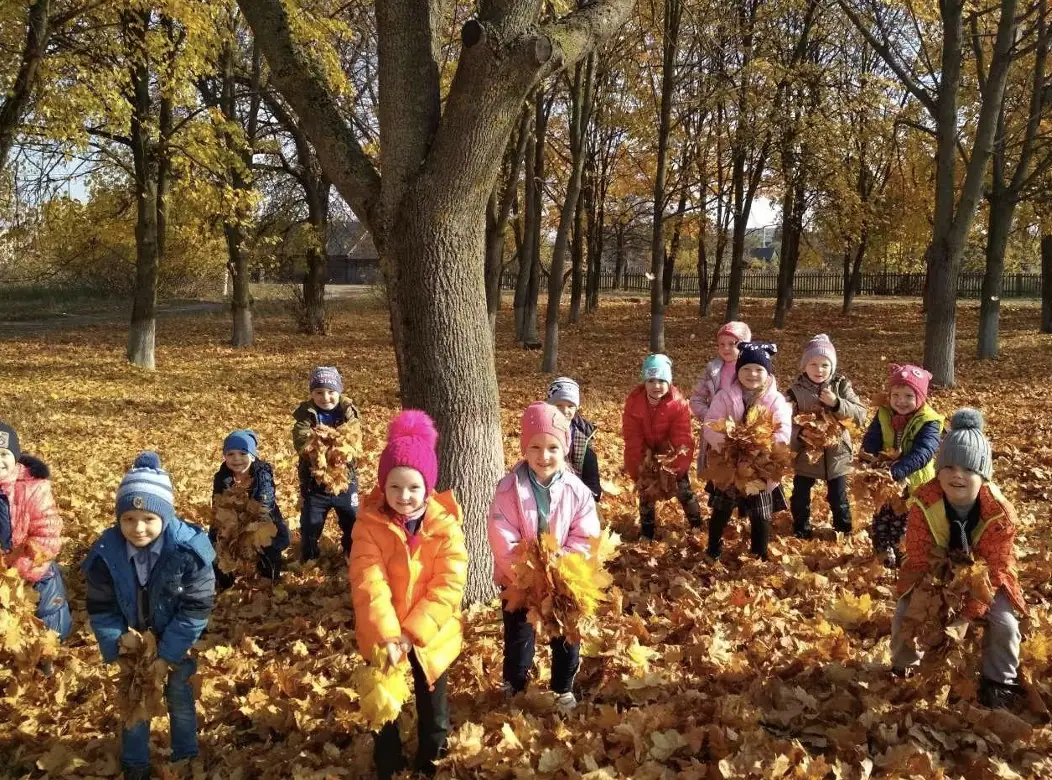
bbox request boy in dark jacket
[292,366,362,560]
[547,377,602,502]
[83,452,216,779]
[785,335,868,537]
[210,429,290,589]
[861,364,944,566]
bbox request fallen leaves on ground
[302,423,363,495]
[1,298,1051,778]
[703,404,794,494]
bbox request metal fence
[498,270,1042,299]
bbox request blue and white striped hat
[116,451,175,524]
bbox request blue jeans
[34,562,72,642]
[120,658,199,769]
[502,607,580,694]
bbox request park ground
[1,296,1051,779]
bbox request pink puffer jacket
[487,462,600,588]
[1,458,63,583]
[703,378,792,490]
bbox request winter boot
[640,506,657,540]
[979,676,1023,710]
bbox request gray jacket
[785,374,867,480]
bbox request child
[547,377,602,502]
[690,321,751,473]
[786,335,867,538]
[861,364,943,567]
[891,409,1025,709]
[82,452,216,779]
[488,402,600,709]
[0,422,72,650]
[210,429,290,589]
[622,354,699,539]
[292,366,362,561]
[349,411,467,779]
[703,343,792,560]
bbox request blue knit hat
[223,429,258,457]
[641,354,673,384]
[736,342,778,374]
[310,366,343,394]
[116,452,175,525]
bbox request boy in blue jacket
[211,430,290,589]
[83,452,216,779]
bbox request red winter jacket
[0,457,62,583]
[622,384,695,480]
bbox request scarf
[394,506,426,553]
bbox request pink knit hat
[378,410,440,496]
[888,363,932,407]
[717,321,751,344]
[800,333,837,374]
[520,401,571,454]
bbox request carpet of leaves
[1,297,1051,779]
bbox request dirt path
[1,301,227,336]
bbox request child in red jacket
[622,354,699,539]
[0,422,72,655]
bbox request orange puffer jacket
[349,487,468,686]
[898,480,1026,620]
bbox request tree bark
[487,108,530,339]
[521,90,550,348]
[543,57,594,372]
[584,157,602,312]
[0,0,50,176]
[613,224,626,289]
[841,229,868,315]
[568,181,585,323]
[513,128,537,341]
[1042,232,1052,334]
[302,174,331,335]
[650,0,682,353]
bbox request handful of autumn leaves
[637,447,689,502]
[352,647,412,731]
[0,564,58,678]
[504,528,620,644]
[851,449,907,515]
[703,405,793,495]
[115,630,169,727]
[211,484,278,575]
[793,410,858,464]
[302,423,363,495]
[901,549,997,655]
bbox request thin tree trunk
[486,108,529,339]
[977,195,1012,359]
[302,175,331,335]
[0,0,50,176]
[585,159,602,313]
[1042,232,1052,333]
[697,215,709,317]
[613,225,625,289]
[513,132,536,340]
[842,230,868,315]
[568,183,585,323]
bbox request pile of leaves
[794,410,857,463]
[635,447,687,502]
[503,528,620,643]
[900,550,997,655]
[703,405,793,494]
[302,423,363,495]
[210,484,279,575]
[115,630,168,728]
[851,449,907,515]
[350,647,412,731]
[0,565,58,681]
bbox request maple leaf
[827,592,874,628]
[850,450,907,516]
[793,410,857,464]
[0,566,58,675]
[208,486,280,575]
[301,422,363,495]
[636,447,687,502]
[116,630,168,728]
[351,647,411,731]
[702,405,793,494]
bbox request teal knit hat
[641,354,672,383]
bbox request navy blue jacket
[210,460,290,552]
[861,416,941,482]
[83,519,216,664]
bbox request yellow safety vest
[877,405,944,493]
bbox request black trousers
[790,474,852,534]
[502,607,580,694]
[708,487,773,559]
[374,650,449,779]
[639,475,701,528]
[299,479,358,560]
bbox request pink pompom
[387,409,439,447]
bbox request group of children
[0,335,1029,777]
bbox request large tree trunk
[0,0,50,175]
[238,0,631,604]
[301,174,331,335]
[1042,232,1052,334]
[977,151,1012,359]
[543,57,593,372]
[841,230,868,315]
[725,191,747,322]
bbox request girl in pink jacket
[0,422,72,653]
[702,344,792,561]
[487,402,600,710]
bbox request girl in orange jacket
[349,411,468,779]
